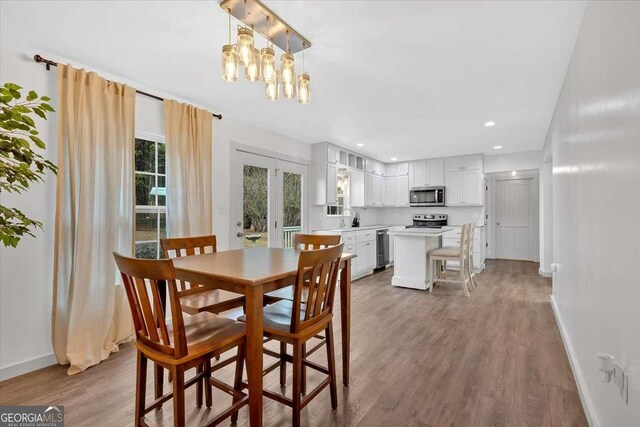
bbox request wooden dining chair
[467,224,479,289]
[428,223,472,296]
[113,252,248,427]
[265,233,341,390]
[238,243,344,427]
[160,235,246,315]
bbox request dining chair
[113,253,248,427]
[160,235,246,315]
[428,223,472,296]
[265,233,341,391]
[466,224,479,289]
[238,243,344,427]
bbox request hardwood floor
[0,260,587,426]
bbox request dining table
[171,247,355,427]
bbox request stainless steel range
[405,213,448,229]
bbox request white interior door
[495,179,531,260]
[232,150,307,249]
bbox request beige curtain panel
[164,99,213,237]
[52,64,135,374]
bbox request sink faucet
[341,209,353,229]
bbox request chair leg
[204,361,213,408]
[292,341,303,427]
[301,343,307,395]
[279,342,287,387]
[231,344,246,424]
[325,322,338,410]
[154,363,164,403]
[135,352,147,427]
[172,366,185,427]
[195,364,203,408]
[460,260,470,297]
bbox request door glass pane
[282,172,302,248]
[135,242,158,259]
[243,165,269,248]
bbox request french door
[232,150,307,249]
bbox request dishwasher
[376,229,389,269]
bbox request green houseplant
[0,82,57,247]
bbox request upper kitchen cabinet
[351,169,365,207]
[365,158,384,176]
[408,158,444,188]
[396,174,409,206]
[382,176,397,206]
[365,173,382,206]
[327,144,339,164]
[444,154,484,206]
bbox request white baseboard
[0,353,57,381]
[539,268,553,277]
[550,295,599,427]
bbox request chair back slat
[114,252,188,359]
[291,244,344,333]
[160,235,217,292]
[293,233,341,250]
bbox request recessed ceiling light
[511,170,517,176]
[493,145,503,149]
[356,143,364,147]
[484,121,496,127]
[390,157,398,161]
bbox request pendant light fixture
[219,0,311,104]
[297,42,310,104]
[236,1,254,67]
[221,8,238,82]
[261,16,276,84]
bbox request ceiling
[0,1,586,161]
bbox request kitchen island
[388,226,452,291]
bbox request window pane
[135,139,155,173]
[159,212,167,239]
[135,242,158,259]
[157,142,165,174]
[135,211,159,242]
[135,174,156,206]
[243,165,269,248]
[282,172,301,227]
[157,175,166,206]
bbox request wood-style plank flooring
[0,260,587,426]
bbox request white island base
[389,227,452,291]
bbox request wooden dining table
[171,247,355,427]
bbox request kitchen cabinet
[382,176,397,206]
[409,158,444,188]
[365,158,384,176]
[445,170,463,205]
[463,154,483,170]
[356,241,376,275]
[365,173,382,206]
[396,162,409,176]
[350,169,365,207]
[326,163,337,205]
[396,174,409,206]
[384,163,396,177]
[462,170,483,205]
[327,145,339,164]
[444,154,484,206]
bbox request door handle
[236,232,244,237]
[496,222,501,225]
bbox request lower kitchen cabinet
[355,241,376,276]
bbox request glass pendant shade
[221,44,238,82]
[236,27,254,67]
[297,72,311,104]
[283,80,295,99]
[265,73,280,101]
[260,47,276,83]
[280,53,295,85]
[245,47,261,82]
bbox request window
[327,172,350,216]
[134,137,166,259]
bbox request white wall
[484,150,543,174]
[0,41,311,378]
[546,2,640,426]
[539,160,553,275]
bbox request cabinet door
[350,170,365,207]
[338,150,348,166]
[427,158,444,186]
[396,162,409,176]
[462,170,483,205]
[327,145,338,164]
[384,163,396,177]
[383,176,397,206]
[445,156,462,171]
[408,160,427,188]
[364,173,374,206]
[445,170,463,206]
[396,175,409,206]
[344,243,358,278]
[357,241,376,273]
[463,154,483,171]
[373,175,383,206]
[326,163,337,205]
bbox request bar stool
[428,223,471,296]
[467,224,479,289]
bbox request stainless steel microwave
[409,186,445,207]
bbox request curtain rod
[33,54,222,120]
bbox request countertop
[388,226,453,236]
[313,224,393,233]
